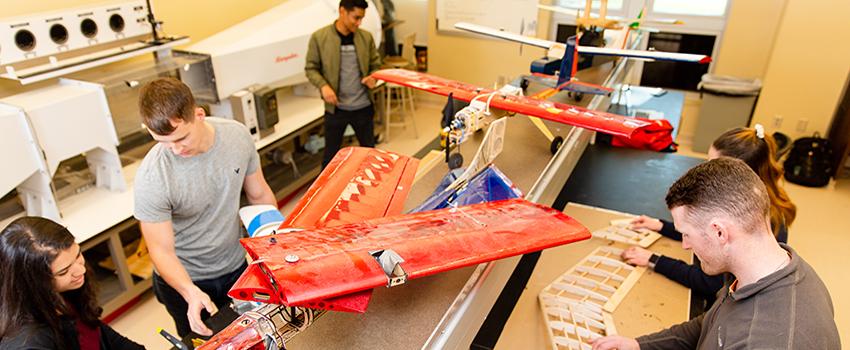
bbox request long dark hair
[712,127,797,230]
[0,217,102,347]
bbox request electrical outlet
[796,118,809,133]
[773,115,783,128]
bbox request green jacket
[305,23,382,114]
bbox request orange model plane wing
[371,69,651,138]
[231,147,419,312]
[230,198,590,310]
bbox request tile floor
[111,92,849,348]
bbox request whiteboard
[436,0,538,36]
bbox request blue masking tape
[247,210,285,237]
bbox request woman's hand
[629,215,663,232]
[621,246,654,267]
[590,335,640,350]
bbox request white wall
[393,0,429,47]
[751,0,850,139]
[426,0,552,86]
[676,0,787,147]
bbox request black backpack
[783,133,833,187]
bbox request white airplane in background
[453,22,708,66]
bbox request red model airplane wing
[283,147,419,229]
[372,69,651,138]
[231,147,418,313]
[229,198,590,311]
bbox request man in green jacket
[591,158,840,350]
[305,0,382,167]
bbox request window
[640,33,716,90]
[651,0,728,17]
[548,0,730,38]
[547,0,730,85]
[556,0,624,11]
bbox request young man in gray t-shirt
[133,78,276,337]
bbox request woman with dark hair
[0,216,144,349]
[621,125,797,301]
[708,125,796,236]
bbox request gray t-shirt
[134,117,259,280]
[337,33,371,111]
[638,244,840,349]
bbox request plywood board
[495,203,691,350]
[593,220,662,248]
[539,246,646,349]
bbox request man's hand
[361,75,377,89]
[183,286,218,336]
[590,335,640,350]
[321,85,338,105]
[622,246,654,267]
[630,215,663,232]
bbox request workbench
[284,59,648,350]
[0,91,326,317]
[495,203,692,349]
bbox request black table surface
[472,143,704,349]
[554,143,704,221]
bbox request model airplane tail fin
[556,35,580,87]
[412,164,522,213]
[441,92,457,128]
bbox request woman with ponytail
[621,125,797,301]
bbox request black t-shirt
[336,27,354,45]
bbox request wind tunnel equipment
[0,79,125,222]
[0,105,59,221]
[0,1,189,86]
[182,0,382,100]
[0,1,152,66]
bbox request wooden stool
[383,82,418,142]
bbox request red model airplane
[230,147,419,314]
[232,197,590,309]
[372,68,651,139]
[195,65,660,349]
[228,147,591,313]
[197,147,591,349]
[372,68,653,167]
